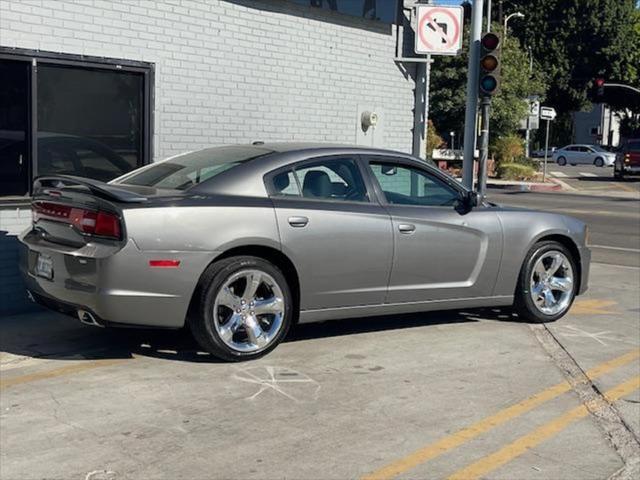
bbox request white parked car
[552,144,616,167]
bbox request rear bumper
[578,245,591,295]
[18,230,218,328]
[619,166,640,175]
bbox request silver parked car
[20,144,590,361]
[552,144,616,166]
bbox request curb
[488,181,564,192]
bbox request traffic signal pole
[477,96,491,198]
[462,0,484,190]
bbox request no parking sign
[415,5,464,56]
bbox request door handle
[398,223,416,233]
[288,216,309,227]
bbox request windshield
[118,146,272,190]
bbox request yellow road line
[0,358,127,390]
[616,183,638,193]
[361,348,640,480]
[570,298,619,315]
[447,376,640,480]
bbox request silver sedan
[20,144,590,361]
[552,144,616,166]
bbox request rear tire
[514,241,577,323]
[557,156,567,166]
[189,256,293,361]
[594,157,604,167]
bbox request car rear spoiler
[33,175,148,203]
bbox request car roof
[246,142,415,157]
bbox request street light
[503,12,524,35]
[450,131,455,150]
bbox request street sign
[540,106,557,182]
[540,106,557,121]
[415,5,464,56]
[520,97,540,130]
[530,99,540,117]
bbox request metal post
[543,118,550,182]
[411,1,432,160]
[462,0,484,189]
[525,117,530,157]
[486,0,492,32]
[477,96,491,198]
[412,61,427,158]
[424,54,432,156]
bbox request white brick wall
[0,0,416,161]
[0,0,417,314]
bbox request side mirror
[455,190,479,214]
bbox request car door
[267,155,393,310]
[575,146,590,164]
[364,156,503,304]
[562,146,576,163]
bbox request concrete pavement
[1,259,638,480]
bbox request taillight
[32,202,122,239]
[95,211,121,238]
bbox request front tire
[189,256,293,361]
[594,157,604,167]
[557,156,567,166]
[514,241,577,323]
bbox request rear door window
[270,156,369,203]
[627,141,640,152]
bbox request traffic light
[595,78,605,97]
[479,32,501,96]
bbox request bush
[492,135,525,164]
[426,120,445,157]
[497,162,537,181]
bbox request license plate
[35,254,54,280]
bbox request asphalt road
[546,163,640,194]
[487,188,640,267]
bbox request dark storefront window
[290,0,398,23]
[37,66,143,182]
[0,60,29,196]
[0,50,152,198]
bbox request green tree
[507,0,640,142]
[429,23,546,145]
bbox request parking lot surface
[2,259,639,480]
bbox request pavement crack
[528,322,640,477]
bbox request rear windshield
[628,141,640,152]
[118,146,272,190]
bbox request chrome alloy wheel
[529,250,574,316]
[213,269,285,353]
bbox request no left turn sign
[415,5,464,56]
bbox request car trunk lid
[30,175,177,247]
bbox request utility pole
[462,0,484,189]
